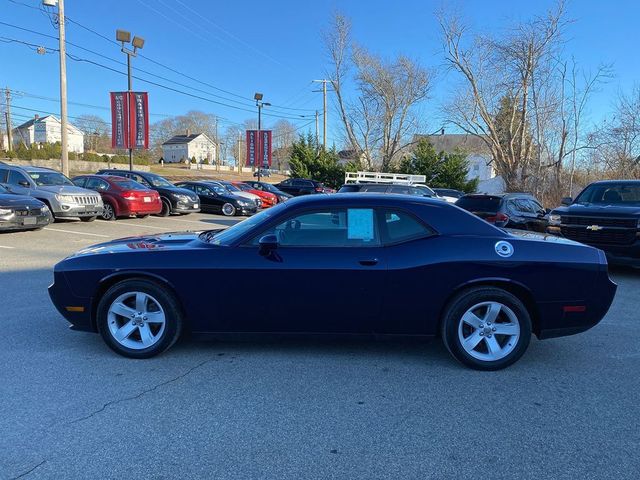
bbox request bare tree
[74,114,110,152]
[439,2,568,191]
[324,12,432,171]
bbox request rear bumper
[536,267,617,339]
[122,200,163,216]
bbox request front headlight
[172,194,190,202]
[549,214,561,226]
[41,204,49,211]
[0,208,12,215]
[55,194,76,203]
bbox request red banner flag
[111,91,149,150]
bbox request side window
[379,209,435,244]
[72,177,87,187]
[506,199,519,212]
[281,179,292,186]
[514,199,534,213]
[85,178,109,191]
[180,184,194,192]
[389,185,411,195]
[530,199,545,213]
[195,185,211,196]
[0,169,8,183]
[253,208,379,247]
[292,179,304,186]
[7,170,30,186]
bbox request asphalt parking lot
[1,214,639,479]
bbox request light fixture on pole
[116,29,145,171]
[254,93,270,182]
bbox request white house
[161,131,217,164]
[413,133,505,193]
[13,115,84,153]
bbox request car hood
[156,186,199,198]
[506,229,583,246]
[36,185,98,195]
[552,204,640,217]
[0,194,45,208]
[234,191,260,201]
[67,231,210,257]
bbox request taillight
[122,190,137,200]
[486,213,509,224]
[315,187,323,192]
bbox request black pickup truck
[547,180,640,266]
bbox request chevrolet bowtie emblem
[586,225,603,231]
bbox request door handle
[359,259,379,266]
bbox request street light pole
[253,93,270,182]
[116,30,144,171]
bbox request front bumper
[238,205,258,216]
[48,270,95,332]
[173,201,201,213]
[54,203,103,218]
[0,211,52,230]
[547,226,640,266]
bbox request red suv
[72,174,162,220]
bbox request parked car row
[0,164,302,232]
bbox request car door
[376,208,442,334]
[235,206,387,334]
[194,184,222,213]
[4,169,33,196]
[277,179,294,195]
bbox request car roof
[16,165,58,173]
[588,180,640,185]
[285,193,446,208]
[100,169,150,175]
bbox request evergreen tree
[288,134,349,189]
[396,139,478,193]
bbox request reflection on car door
[236,207,386,334]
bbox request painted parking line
[0,245,15,249]
[44,228,110,238]
[108,222,168,230]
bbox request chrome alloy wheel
[222,203,236,216]
[457,301,520,361]
[101,203,115,220]
[107,292,166,350]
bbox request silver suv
[0,165,103,221]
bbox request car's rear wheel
[101,202,116,221]
[441,287,531,370]
[222,203,236,216]
[80,216,96,222]
[158,199,171,217]
[96,279,183,358]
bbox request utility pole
[4,88,12,151]
[315,110,319,146]
[57,0,69,176]
[237,131,242,174]
[313,80,330,150]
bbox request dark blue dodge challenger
[49,194,617,370]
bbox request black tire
[137,214,150,219]
[221,203,237,216]
[96,279,183,359]
[101,202,116,221]
[80,216,96,222]
[440,287,532,371]
[158,198,171,217]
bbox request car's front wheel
[158,199,171,217]
[222,203,236,216]
[441,287,531,370]
[96,279,183,358]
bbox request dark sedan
[274,178,331,196]
[174,181,257,216]
[97,169,200,217]
[0,184,53,231]
[49,194,616,370]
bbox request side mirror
[258,234,278,256]
[18,180,30,188]
[561,197,572,206]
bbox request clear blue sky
[1,0,638,145]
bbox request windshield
[222,182,240,192]
[205,202,288,245]
[235,183,251,191]
[574,183,640,205]
[28,171,73,186]
[145,174,173,188]
[456,196,501,212]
